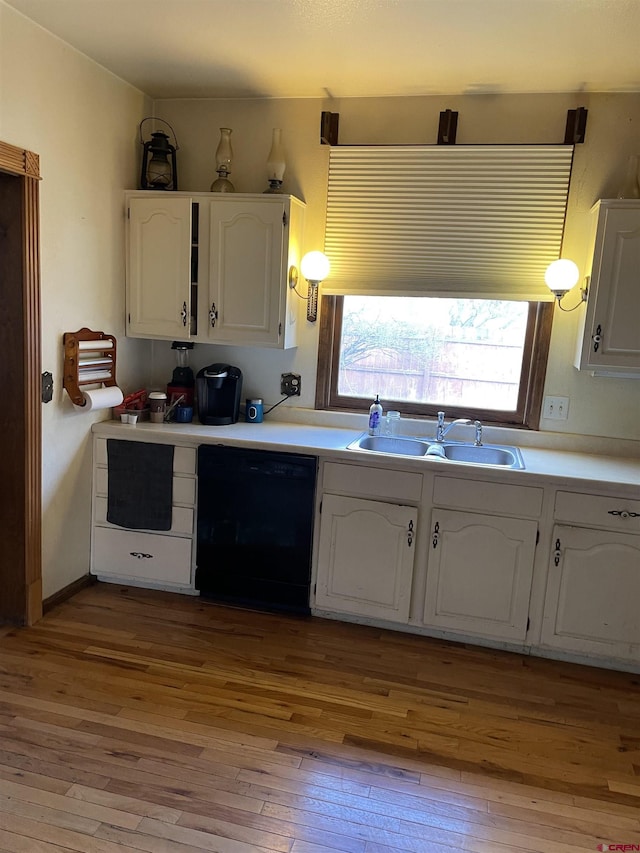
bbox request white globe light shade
[544,259,580,294]
[300,251,330,283]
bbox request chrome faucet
[435,411,473,442]
[474,420,483,446]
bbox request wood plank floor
[0,583,639,852]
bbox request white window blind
[323,145,575,301]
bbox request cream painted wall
[154,93,640,442]
[0,3,150,597]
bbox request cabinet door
[424,509,537,641]
[315,494,416,623]
[127,196,193,339]
[575,201,640,375]
[540,525,640,661]
[206,199,285,346]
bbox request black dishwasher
[196,445,316,614]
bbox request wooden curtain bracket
[320,106,586,147]
[564,107,588,144]
[438,110,459,145]
[63,327,117,406]
[321,111,340,146]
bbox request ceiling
[5,0,640,100]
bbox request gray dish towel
[106,439,174,530]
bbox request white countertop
[92,419,640,494]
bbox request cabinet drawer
[174,446,196,475]
[433,476,543,518]
[92,527,192,585]
[322,462,422,503]
[95,438,196,474]
[555,491,640,532]
[95,468,195,505]
[94,497,193,535]
[174,477,196,505]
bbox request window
[317,143,572,428]
[316,295,553,428]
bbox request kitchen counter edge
[91,420,640,494]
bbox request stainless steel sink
[347,433,525,469]
[441,442,525,469]
[349,435,431,456]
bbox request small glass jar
[383,410,401,436]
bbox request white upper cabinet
[575,200,640,376]
[125,192,305,348]
[127,196,193,339]
[204,197,304,348]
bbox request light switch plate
[543,395,570,420]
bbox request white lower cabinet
[423,509,538,641]
[315,494,417,623]
[91,437,196,592]
[89,426,640,672]
[422,476,542,642]
[540,490,640,662]
[540,525,640,660]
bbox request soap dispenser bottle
[368,394,383,436]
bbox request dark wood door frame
[0,140,42,625]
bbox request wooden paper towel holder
[63,327,117,406]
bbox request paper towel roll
[78,338,114,351]
[74,386,124,411]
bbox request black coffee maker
[196,364,242,425]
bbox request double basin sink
[347,433,525,469]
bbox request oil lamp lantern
[210,128,235,192]
[264,128,286,193]
[139,118,178,191]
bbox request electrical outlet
[281,373,301,396]
[543,395,570,420]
